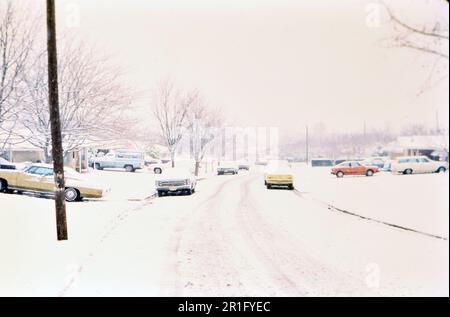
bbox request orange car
[331,161,379,178]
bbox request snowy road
[0,168,448,296]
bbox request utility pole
[305,125,309,166]
[46,0,68,241]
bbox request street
[1,168,448,296]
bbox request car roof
[28,163,53,168]
[397,156,427,159]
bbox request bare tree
[187,97,223,176]
[383,0,449,59]
[151,79,197,168]
[382,0,449,92]
[15,39,132,162]
[0,1,35,151]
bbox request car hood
[156,172,193,181]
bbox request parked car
[217,161,239,175]
[311,158,334,167]
[238,161,250,171]
[391,156,448,175]
[264,160,294,189]
[381,160,393,172]
[0,158,16,170]
[145,158,170,174]
[155,168,197,196]
[363,157,387,169]
[331,161,379,178]
[88,150,144,172]
[0,163,107,201]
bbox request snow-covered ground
[291,163,449,239]
[0,165,448,296]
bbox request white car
[217,161,239,175]
[145,158,171,174]
[391,156,448,175]
[155,168,197,196]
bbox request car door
[339,162,351,174]
[417,157,433,173]
[409,158,421,173]
[17,166,45,191]
[350,162,364,175]
[38,168,55,192]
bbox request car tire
[437,166,446,173]
[157,190,164,197]
[336,171,344,178]
[64,187,80,202]
[366,170,374,177]
[94,163,102,170]
[288,184,294,190]
[154,167,162,174]
[186,189,192,195]
[266,184,271,189]
[404,169,413,175]
[0,179,7,192]
[125,165,135,172]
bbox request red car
[331,161,379,178]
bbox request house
[386,135,449,161]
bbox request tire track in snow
[163,175,249,296]
[236,176,377,296]
[293,190,448,241]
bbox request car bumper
[266,179,293,185]
[156,185,192,192]
[81,188,108,198]
[217,169,236,173]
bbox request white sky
[45,0,449,137]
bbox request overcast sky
[48,0,449,138]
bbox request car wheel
[157,190,164,197]
[94,163,102,170]
[0,179,7,192]
[125,165,135,172]
[266,184,271,189]
[64,187,80,202]
[336,171,344,178]
[288,184,294,190]
[366,170,374,177]
[437,166,446,173]
[154,167,162,174]
[404,169,413,175]
[186,189,192,195]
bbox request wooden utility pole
[46,0,68,241]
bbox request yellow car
[0,163,106,201]
[264,160,294,190]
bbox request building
[386,135,449,161]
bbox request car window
[339,162,350,167]
[350,162,360,167]
[25,166,39,174]
[29,167,53,176]
[418,157,429,163]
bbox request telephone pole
[46,0,68,241]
